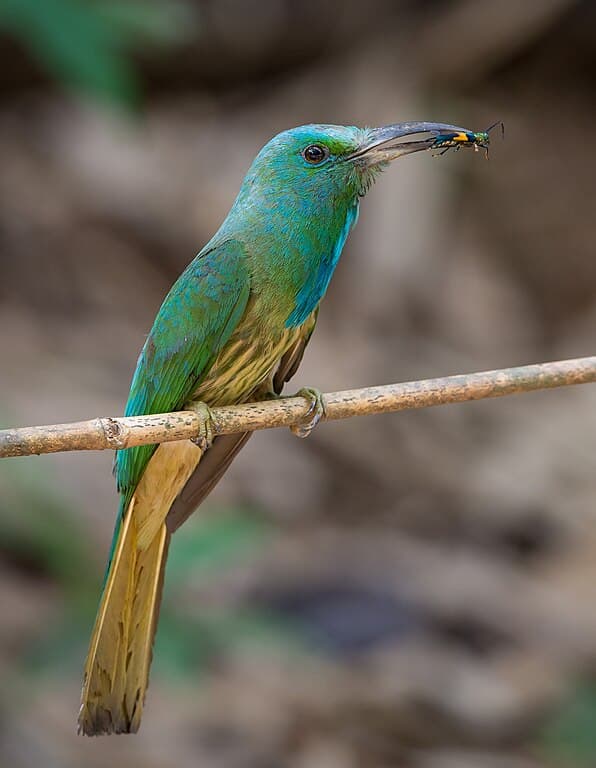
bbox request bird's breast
[190,301,316,407]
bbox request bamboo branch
[1,356,595,459]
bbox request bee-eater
[79,120,472,735]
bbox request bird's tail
[78,505,169,735]
[78,440,201,735]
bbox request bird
[78,120,471,735]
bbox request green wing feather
[115,239,250,510]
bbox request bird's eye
[302,144,329,164]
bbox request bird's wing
[115,239,251,508]
[166,310,319,532]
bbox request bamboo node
[100,417,125,448]
[0,356,594,459]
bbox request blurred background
[1,1,596,766]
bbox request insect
[431,120,505,159]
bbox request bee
[431,120,504,159]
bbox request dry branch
[1,356,595,459]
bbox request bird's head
[222,121,476,325]
[239,121,470,205]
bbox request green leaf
[0,456,96,600]
[539,682,596,767]
[0,0,197,108]
[166,507,269,585]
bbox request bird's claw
[189,401,215,451]
[291,387,326,438]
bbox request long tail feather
[79,440,201,735]
[78,508,169,734]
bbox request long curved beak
[349,121,469,165]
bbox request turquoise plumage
[79,120,472,735]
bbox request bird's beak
[348,121,469,165]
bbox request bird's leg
[188,401,216,451]
[290,387,327,439]
[259,384,327,439]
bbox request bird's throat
[285,202,359,327]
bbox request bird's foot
[290,387,327,439]
[188,401,215,451]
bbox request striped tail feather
[78,508,169,735]
[79,440,202,735]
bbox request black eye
[302,144,329,164]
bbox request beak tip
[353,121,474,165]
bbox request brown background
[1,1,596,766]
